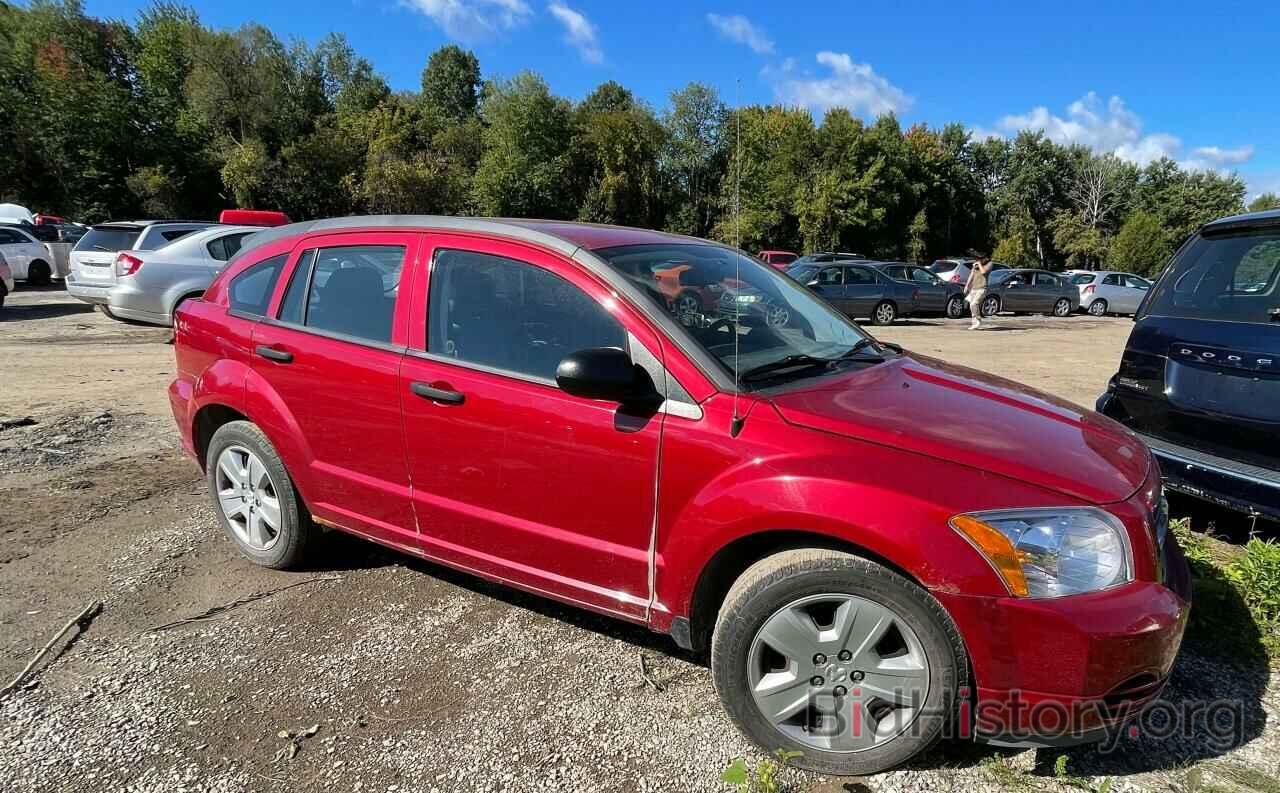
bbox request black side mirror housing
[556,347,657,404]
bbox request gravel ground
[1,286,1277,793]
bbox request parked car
[171,215,1189,775]
[979,269,1080,317]
[1097,208,1280,521]
[66,221,215,308]
[1068,271,1152,316]
[757,250,799,269]
[929,258,1011,285]
[0,224,56,284]
[104,225,262,326]
[0,250,13,310]
[868,261,968,318]
[787,260,917,324]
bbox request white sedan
[0,225,56,284]
[1067,270,1152,316]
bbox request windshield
[74,226,142,253]
[1144,229,1280,324]
[594,243,876,386]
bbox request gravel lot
[1,286,1277,793]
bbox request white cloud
[706,13,774,55]
[548,2,603,64]
[769,51,912,117]
[402,0,532,40]
[988,92,1255,174]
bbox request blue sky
[89,0,1280,197]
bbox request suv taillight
[115,253,143,277]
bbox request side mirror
[556,347,657,404]
[806,279,820,287]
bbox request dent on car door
[399,237,663,620]
[246,232,420,550]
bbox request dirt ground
[1,286,1276,793]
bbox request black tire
[711,549,968,776]
[945,295,965,319]
[27,260,51,286]
[205,420,313,569]
[1087,299,1107,317]
[980,294,1000,317]
[1052,298,1072,317]
[870,301,897,326]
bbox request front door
[809,265,848,313]
[400,236,663,619]
[906,266,947,313]
[247,232,420,550]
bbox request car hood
[767,353,1149,504]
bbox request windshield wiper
[739,354,833,383]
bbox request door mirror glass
[556,347,657,403]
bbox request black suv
[1097,208,1280,520]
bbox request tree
[421,45,480,123]
[1248,192,1280,213]
[1108,212,1171,276]
[907,209,928,262]
[661,83,727,237]
[471,72,575,218]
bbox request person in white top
[964,255,995,330]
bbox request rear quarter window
[228,254,287,316]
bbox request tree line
[4,0,1277,275]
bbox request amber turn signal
[950,514,1030,597]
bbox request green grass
[1172,519,1280,663]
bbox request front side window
[816,266,844,285]
[428,249,625,382]
[595,243,876,388]
[1145,229,1280,323]
[228,254,287,316]
[280,245,405,343]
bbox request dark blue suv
[1097,209,1280,521]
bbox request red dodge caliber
[169,217,1190,775]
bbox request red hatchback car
[170,217,1190,775]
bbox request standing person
[964,255,995,330]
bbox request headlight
[735,294,761,303]
[950,508,1132,598]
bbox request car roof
[1202,207,1280,232]
[233,216,711,263]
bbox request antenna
[729,79,746,438]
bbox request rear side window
[428,249,625,382]
[1034,273,1060,287]
[906,267,935,283]
[228,254,287,316]
[1103,273,1123,286]
[207,232,252,262]
[278,245,405,343]
[73,227,142,253]
[1145,230,1280,324]
[846,267,875,285]
[0,229,24,244]
[1124,275,1150,289]
[1069,273,1095,285]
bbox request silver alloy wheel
[214,444,283,551]
[981,295,999,316]
[1054,298,1072,317]
[946,296,964,319]
[674,292,700,317]
[747,593,930,753]
[874,303,895,324]
[766,304,791,327]
[1088,299,1107,316]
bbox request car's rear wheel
[27,260,51,286]
[1052,298,1072,317]
[206,420,313,569]
[980,294,1000,317]
[1087,299,1107,317]
[871,301,897,325]
[711,549,966,776]
[945,295,965,319]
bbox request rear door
[246,232,420,550]
[1117,274,1151,313]
[399,235,663,619]
[1033,271,1062,310]
[0,228,33,278]
[1110,227,1280,468]
[844,265,880,317]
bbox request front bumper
[937,529,1191,746]
[65,274,112,305]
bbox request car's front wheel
[206,420,313,569]
[946,295,965,319]
[711,549,967,776]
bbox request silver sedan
[105,226,259,326]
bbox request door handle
[411,381,465,405]
[255,345,293,363]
